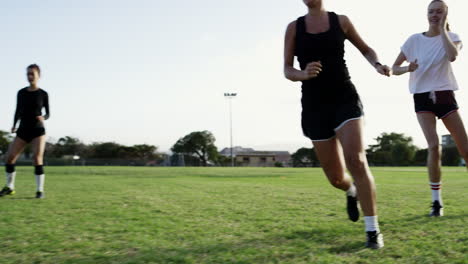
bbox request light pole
[224,92,237,167]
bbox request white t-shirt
[401,32,462,94]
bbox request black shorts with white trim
[414,90,458,119]
[301,81,364,141]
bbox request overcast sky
[1,0,468,153]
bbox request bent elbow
[391,65,403,76]
[448,52,458,62]
[284,68,296,82]
[360,46,373,57]
[285,75,296,82]
[283,69,289,79]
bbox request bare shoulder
[337,14,351,32]
[337,14,351,23]
[286,20,297,32]
[285,20,297,40]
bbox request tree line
[0,130,227,166]
[0,130,462,167]
[0,133,163,165]
[291,132,462,167]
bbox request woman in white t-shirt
[392,0,467,217]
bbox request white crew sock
[364,216,380,232]
[35,174,45,192]
[6,172,16,190]
[430,182,442,205]
[346,183,357,197]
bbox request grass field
[0,166,467,264]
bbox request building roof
[220,147,255,156]
[236,151,277,157]
[221,147,290,159]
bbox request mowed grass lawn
[0,166,467,264]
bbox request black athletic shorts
[16,127,46,143]
[414,90,458,119]
[301,81,363,141]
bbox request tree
[442,146,461,166]
[117,144,160,160]
[87,142,122,159]
[216,155,232,167]
[171,131,219,166]
[131,144,159,160]
[60,136,86,156]
[367,132,417,166]
[413,149,428,166]
[0,130,13,156]
[291,147,319,167]
[45,136,87,158]
[391,141,416,166]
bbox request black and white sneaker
[35,191,45,199]
[366,231,384,249]
[429,200,443,217]
[0,186,15,197]
[346,195,359,222]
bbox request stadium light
[224,92,237,167]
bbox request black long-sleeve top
[14,87,50,129]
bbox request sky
[1,0,468,153]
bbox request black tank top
[295,12,351,92]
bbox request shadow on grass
[399,213,468,223]
[286,229,364,254]
[193,174,286,179]
[60,228,364,264]
[7,197,36,200]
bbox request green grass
[0,166,467,264]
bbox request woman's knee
[326,173,346,188]
[33,154,44,165]
[427,143,441,155]
[6,153,18,164]
[320,164,345,188]
[345,152,367,172]
[454,142,468,159]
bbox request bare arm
[339,15,391,76]
[392,52,408,76]
[283,21,322,81]
[440,11,459,62]
[441,30,460,62]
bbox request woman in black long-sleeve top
[1,64,50,199]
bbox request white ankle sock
[430,182,442,205]
[6,172,16,190]
[35,174,45,192]
[364,216,380,232]
[346,183,357,197]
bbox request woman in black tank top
[283,0,390,249]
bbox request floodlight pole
[224,93,237,167]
